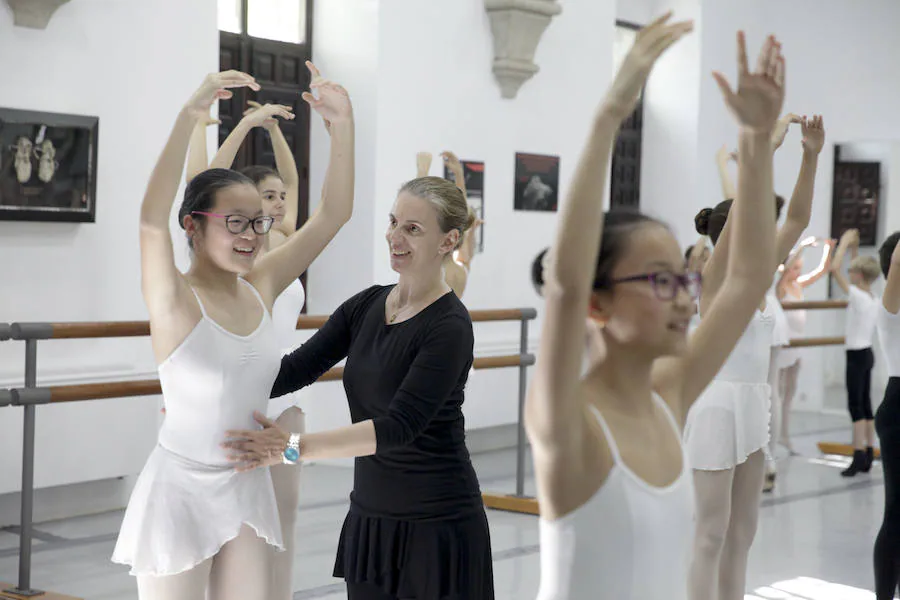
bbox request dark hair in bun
[531,247,549,295]
[694,208,712,236]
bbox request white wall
[0,0,218,496]
[369,0,614,431]
[641,0,900,413]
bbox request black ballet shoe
[763,471,776,493]
[841,450,867,477]
[862,446,875,472]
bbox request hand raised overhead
[800,114,825,154]
[771,113,802,150]
[713,32,785,132]
[301,61,352,131]
[242,100,295,130]
[185,70,259,118]
[604,11,694,121]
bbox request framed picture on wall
[514,152,559,212]
[444,160,485,253]
[0,107,99,223]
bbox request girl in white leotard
[187,94,317,600]
[776,238,834,453]
[686,114,825,600]
[526,19,784,599]
[112,66,355,600]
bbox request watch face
[284,447,300,462]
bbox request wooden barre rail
[782,300,848,310]
[10,354,534,405]
[787,336,845,348]
[8,308,538,341]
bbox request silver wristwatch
[282,433,301,465]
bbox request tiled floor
[0,413,889,599]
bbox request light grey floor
[0,413,889,599]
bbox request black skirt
[333,506,495,599]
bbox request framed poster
[444,160,484,253]
[0,107,99,222]
[514,152,559,212]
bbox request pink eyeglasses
[191,211,274,235]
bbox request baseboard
[0,476,135,528]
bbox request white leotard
[536,395,694,599]
[112,279,284,576]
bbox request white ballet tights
[136,524,271,600]
[269,407,306,600]
[688,450,767,600]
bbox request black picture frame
[0,107,99,223]
[514,152,559,212]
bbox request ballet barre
[0,307,536,599]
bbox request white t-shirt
[877,304,900,376]
[846,285,878,350]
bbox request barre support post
[8,339,42,598]
[515,318,529,497]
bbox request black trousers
[875,377,900,598]
[846,348,875,422]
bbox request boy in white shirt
[832,228,881,476]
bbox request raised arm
[185,113,220,182]
[654,32,783,417]
[798,238,834,286]
[207,100,293,172]
[140,72,258,323]
[248,62,355,303]
[416,152,433,178]
[700,113,803,312]
[830,229,858,294]
[774,115,824,264]
[716,146,736,200]
[525,14,693,449]
[267,114,301,241]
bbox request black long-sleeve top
[271,285,484,520]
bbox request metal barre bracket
[0,389,13,407]
[0,323,10,341]
[9,323,54,341]
[519,308,538,320]
[11,389,53,406]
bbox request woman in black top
[223,176,491,600]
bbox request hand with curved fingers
[185,70,260,120]
[771,113,802,150]
[800,114,826,154]
[713,32,786,132]
[302,61,352,133]
[441,150,463,173]
[222,411,292,472]
[243,100,292,131]
[240,101,294,129]
[604,11,694,121]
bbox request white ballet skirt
[112,280,284,576]
[683,302,774,471]
[267,277,309,419]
